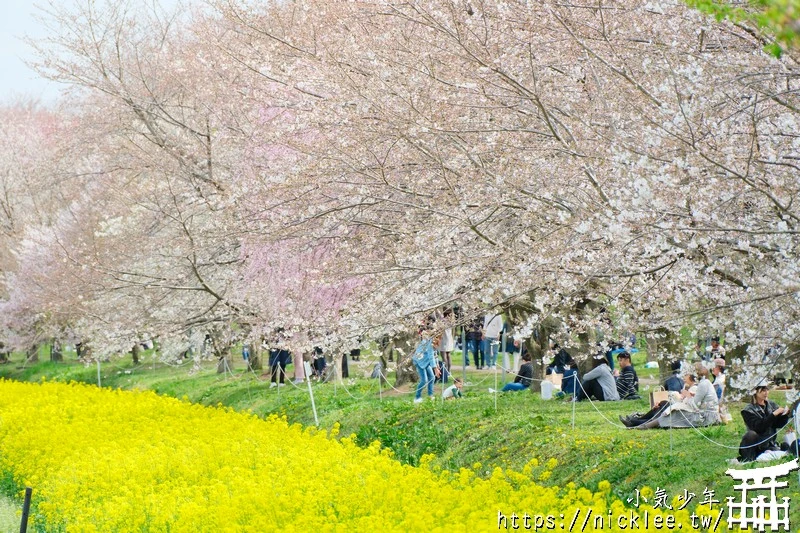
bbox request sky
[0,1,62,103]
[0,0,187,105]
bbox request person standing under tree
[482,312,503,369]
[413,324,441,403]
[438,307,455,372]
[464,316,484,369]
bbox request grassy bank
[1,353,797,522]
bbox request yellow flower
[0,380,701,531]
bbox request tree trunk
[645,327,682,382]
[248,343,263,371]
[131,343,141,365]
[524,337,545,393]
[50,339,63,362]
[76,342,90,360]
[207,329,233,374]
[217,355,233,374]
[789,342,800,390]
[329,354,343,384]
[377,353,390,386]
[574,294,602,366]
[506,297,559,394]
[26,343,39,363]
[393,332,418,387]
[525,321,559,393]
[0,342,8,364]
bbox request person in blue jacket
[413,325,441,403]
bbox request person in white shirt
[442,378,463,400]
[482,313,503,369]
[437,308,455,372]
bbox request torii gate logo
[725,458,798,531]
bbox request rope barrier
[258,356,800,457]
[572,377,628,429]
[683,416,794,450]
[571,375,797,451]
[101,348,799,456]
[336,376,380,400]
[377,370,415,395]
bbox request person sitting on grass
[443,377,464,400]
[663,360,683,392]
[737,385,797,462]
[616,352,640,400]
[574,355,620,402]
[501,352,533,392]
[636,363,719,429]
[548,343,578,395]
[620,373,696,428]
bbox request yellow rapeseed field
[0,380,717,532]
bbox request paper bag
[545,373,563,390]
[650,389,669,409]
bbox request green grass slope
[1,354,798,522]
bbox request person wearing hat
[737,385,795,462]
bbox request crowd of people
[252,314,796,465]
[411,315,797,464]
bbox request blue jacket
[664,374,683,392]
[413,338,437,369]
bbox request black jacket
[742,400,789,448]
[515,362,533,387]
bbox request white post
[306,377,319,426]
[96,359,101,387]
[461,328,467,384]
[571,374,576,430]
[501,331,508,384]
[494,364,498,412]
[795,403,800,487]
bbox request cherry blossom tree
[215,0,800,393]
[1,0,797,397]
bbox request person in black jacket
[547,343,578,395]
[738,385,796,462]
[501,352,533,391]
[464,316,484,369]
[546,343,575,375]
